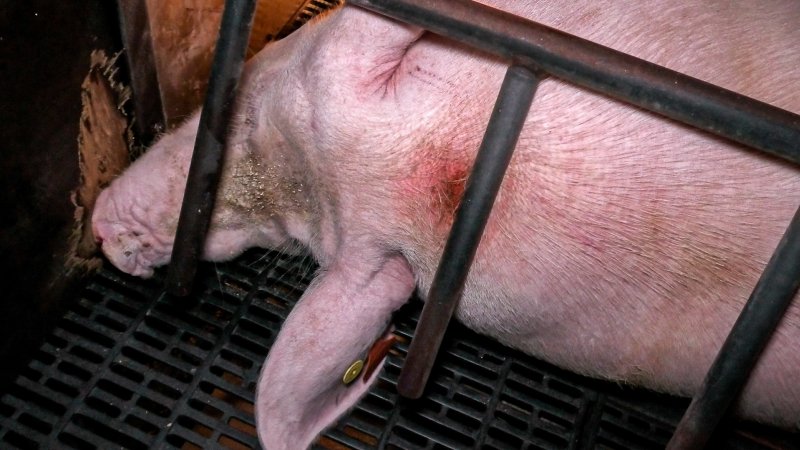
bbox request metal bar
[349,1,800,444]
[666,205,800,449]
[349,0,800,165]
[397,65,539,398]
[117,0,167,143]
[165,0,257,296]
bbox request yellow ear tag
[343,360,364,385]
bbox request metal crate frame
[2,250,794,449]
[36,0,800,448]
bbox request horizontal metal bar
[349,0,800,165]
[166,0,257,296]
[397,65,539,398]
[666,204,800,449]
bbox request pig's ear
[255,255,415,450]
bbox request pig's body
[93,1,800,447]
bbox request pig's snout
[93,222,156,278]
[92,189,171,278]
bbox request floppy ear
[255,255,415,450]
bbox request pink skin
[93,1,800,448]
[256,256,413,448]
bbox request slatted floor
[0,249,796,449]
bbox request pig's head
[92,99,417,448]
[92,43,314,277]
[92,5,425,448]
[91,113,306,277]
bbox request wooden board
[146,0,343,128]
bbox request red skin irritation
[396,146,519,254]
[433,163,469,227]
[401,156,469,230]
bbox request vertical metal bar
[165,0,257,296]
[397,65,539,398]
[667,205,800,449]
[116,0,167,143]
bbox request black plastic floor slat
[0,248,796,449]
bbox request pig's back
[362,0,800,427]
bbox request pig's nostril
[91,221,104,245]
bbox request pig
[92,1,800,448]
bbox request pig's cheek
[259,219,295,250]
[202,228,259,262]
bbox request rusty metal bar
[348,0,800,165]
[116,0,167,143]
[397,65,539,398]
[666,205,800,449]
[166,0,257,296]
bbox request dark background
[0,0,123,391]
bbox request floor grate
[0,249,795,449]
